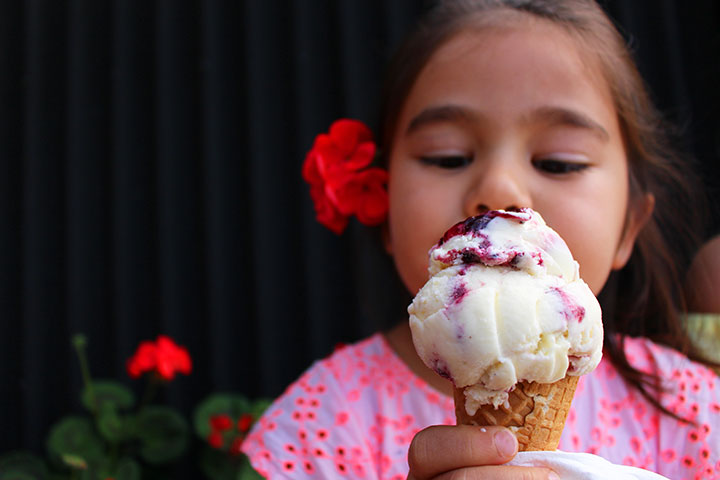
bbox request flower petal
[329,119,372,156]
[310,185,348,234]
[302,151,323,185]
[344,141,376,171]
[356,187,389,225]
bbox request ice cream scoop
[409,208,603,450]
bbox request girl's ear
[612,193,655,270]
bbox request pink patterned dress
[242,334,720,479]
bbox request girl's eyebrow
[406,104,610,142]
[525,106,610,141]
[406,104,478,134]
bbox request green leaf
[75,458,114,480]
[79,467,97,480]
[135,406,189,464]
[0,472,40,480]
[81,381,135,413]
[198,447,236,480]
[238,458,264,480]
[0,451,49,480]
[96,404,126,444]
[193,394,251,439]
[46,416,105,465]
[113,458,141,480]
[47,474,68,480]
[248,398,272,420]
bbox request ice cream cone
[454,375,579,451]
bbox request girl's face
[386,21,651,296]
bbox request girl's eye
[532,158,589,174]
[420,155,473,169]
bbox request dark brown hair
[378,0,710,418]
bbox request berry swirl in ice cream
[429,209,575,279]
[409,208,603,416]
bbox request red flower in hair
[333,168,389,225]
[126,335,192,381]
[302,119,388,234]
[308,183,348,234]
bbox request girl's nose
[464,161,532,216]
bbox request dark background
[1,0,718,465]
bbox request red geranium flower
[237,413,254,433]
[302,119,388,234]
[210,414,233,432]
[126,335,192,381]
[229,436,244,456]
[332,168,389,224]
[207,431,223,449]
[126,342,156,378]
[308,183,348,234]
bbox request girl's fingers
[408,425,518,478]
[427,465,560,480]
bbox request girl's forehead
[431,8,611,82]
[432,17,590,71]
[413,23,614,111]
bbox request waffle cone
[454,375,578,451]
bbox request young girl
[243,1,719,478]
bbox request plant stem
[109,442,119,473]
[139,374,160,409]
[72,334,96,413]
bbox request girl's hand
[407,425,559,479]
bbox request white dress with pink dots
[242,334,720,480]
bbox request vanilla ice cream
[409,208,602,415]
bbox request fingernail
[493,430,517,458]
[548,471,561,480]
